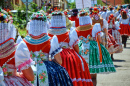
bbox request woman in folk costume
[68,9,79,27]
[119,10,130,48]
[108,14,123,54]
[0,9,33,86]
[92,7,119,55]
[64,10,75,29]
[48,11,93,86]
[74,10,116,86]
[15,12,73,86]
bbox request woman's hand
[54,53,62,65]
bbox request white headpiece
[27,20,47,36]
[48,12,67,35]
[27,11,47,36]
[50,15,66,28]
[79,16,92,26]
[0,23,16,44]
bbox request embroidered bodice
[76,29,92,38]
[15,34,62,86]
[48,31,79,48]
[0,39,17,76]
[48,32,70,48]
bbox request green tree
[0,0,5,8]
[124,0,130,4]
[68,2,76,9]
[97,0,105,6]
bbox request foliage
[97,0,105,6]
[12,5,31,30]
[0,0,5,8]
[68,2,76,9]
[124,0,130,4]
[29,2,38,12]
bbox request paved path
[97,38,130,86]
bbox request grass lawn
[18,28,27,37]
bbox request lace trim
[89,64,115,68]
[18,58,33,71]
[51,47,62,57]
[48,28,67,35]
[71,78,92,82]
[24,35,50,45]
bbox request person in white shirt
[106,6,115,20]
[101,7,107,20]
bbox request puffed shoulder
[115,21,120,30]
[16,36,23,44]
[102,19,108,29]
[92,23,102,37]
[69,29,79,47]
[15,41,33,71]
[49,35,62,57]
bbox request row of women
[0,6,119,86]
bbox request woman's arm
[22,67,34,81]
[54,53,62,65]
[73,44,79,53]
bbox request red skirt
[108,29,123,53]
[108,33,119,54]
[60,48,93,86]
[119,24,130,36]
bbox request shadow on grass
[113,59,126,62]
[114,65,122,68]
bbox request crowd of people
[0,4,130,86]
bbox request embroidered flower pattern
[39,71,47,83]
[2,65,7,75]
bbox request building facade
[102,0,124,6]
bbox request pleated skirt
[60,48,93,86]
[89,41,116,74]
[108,29,123,53]
[44,61,73,86]
[119,24,130,36]
[4,76,32,86]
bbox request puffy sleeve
[49,35,62,58]
[15,41,33,71]
[92,23,103,38]
[16,36,23,44]
[102,19,108,30]
[69,29,79,47]
[115,21,120,30]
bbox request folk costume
[15,12,73,86]
[92,7,119,54]
[0,10,32,86]
[106,6,115,21]
[108,14,123,53]
[119,10,130,47]
[48,11,93,86]
[74,11,116,74]
[69,9,79,27]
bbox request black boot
[124,43,126,48]
[111,54,114,61]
